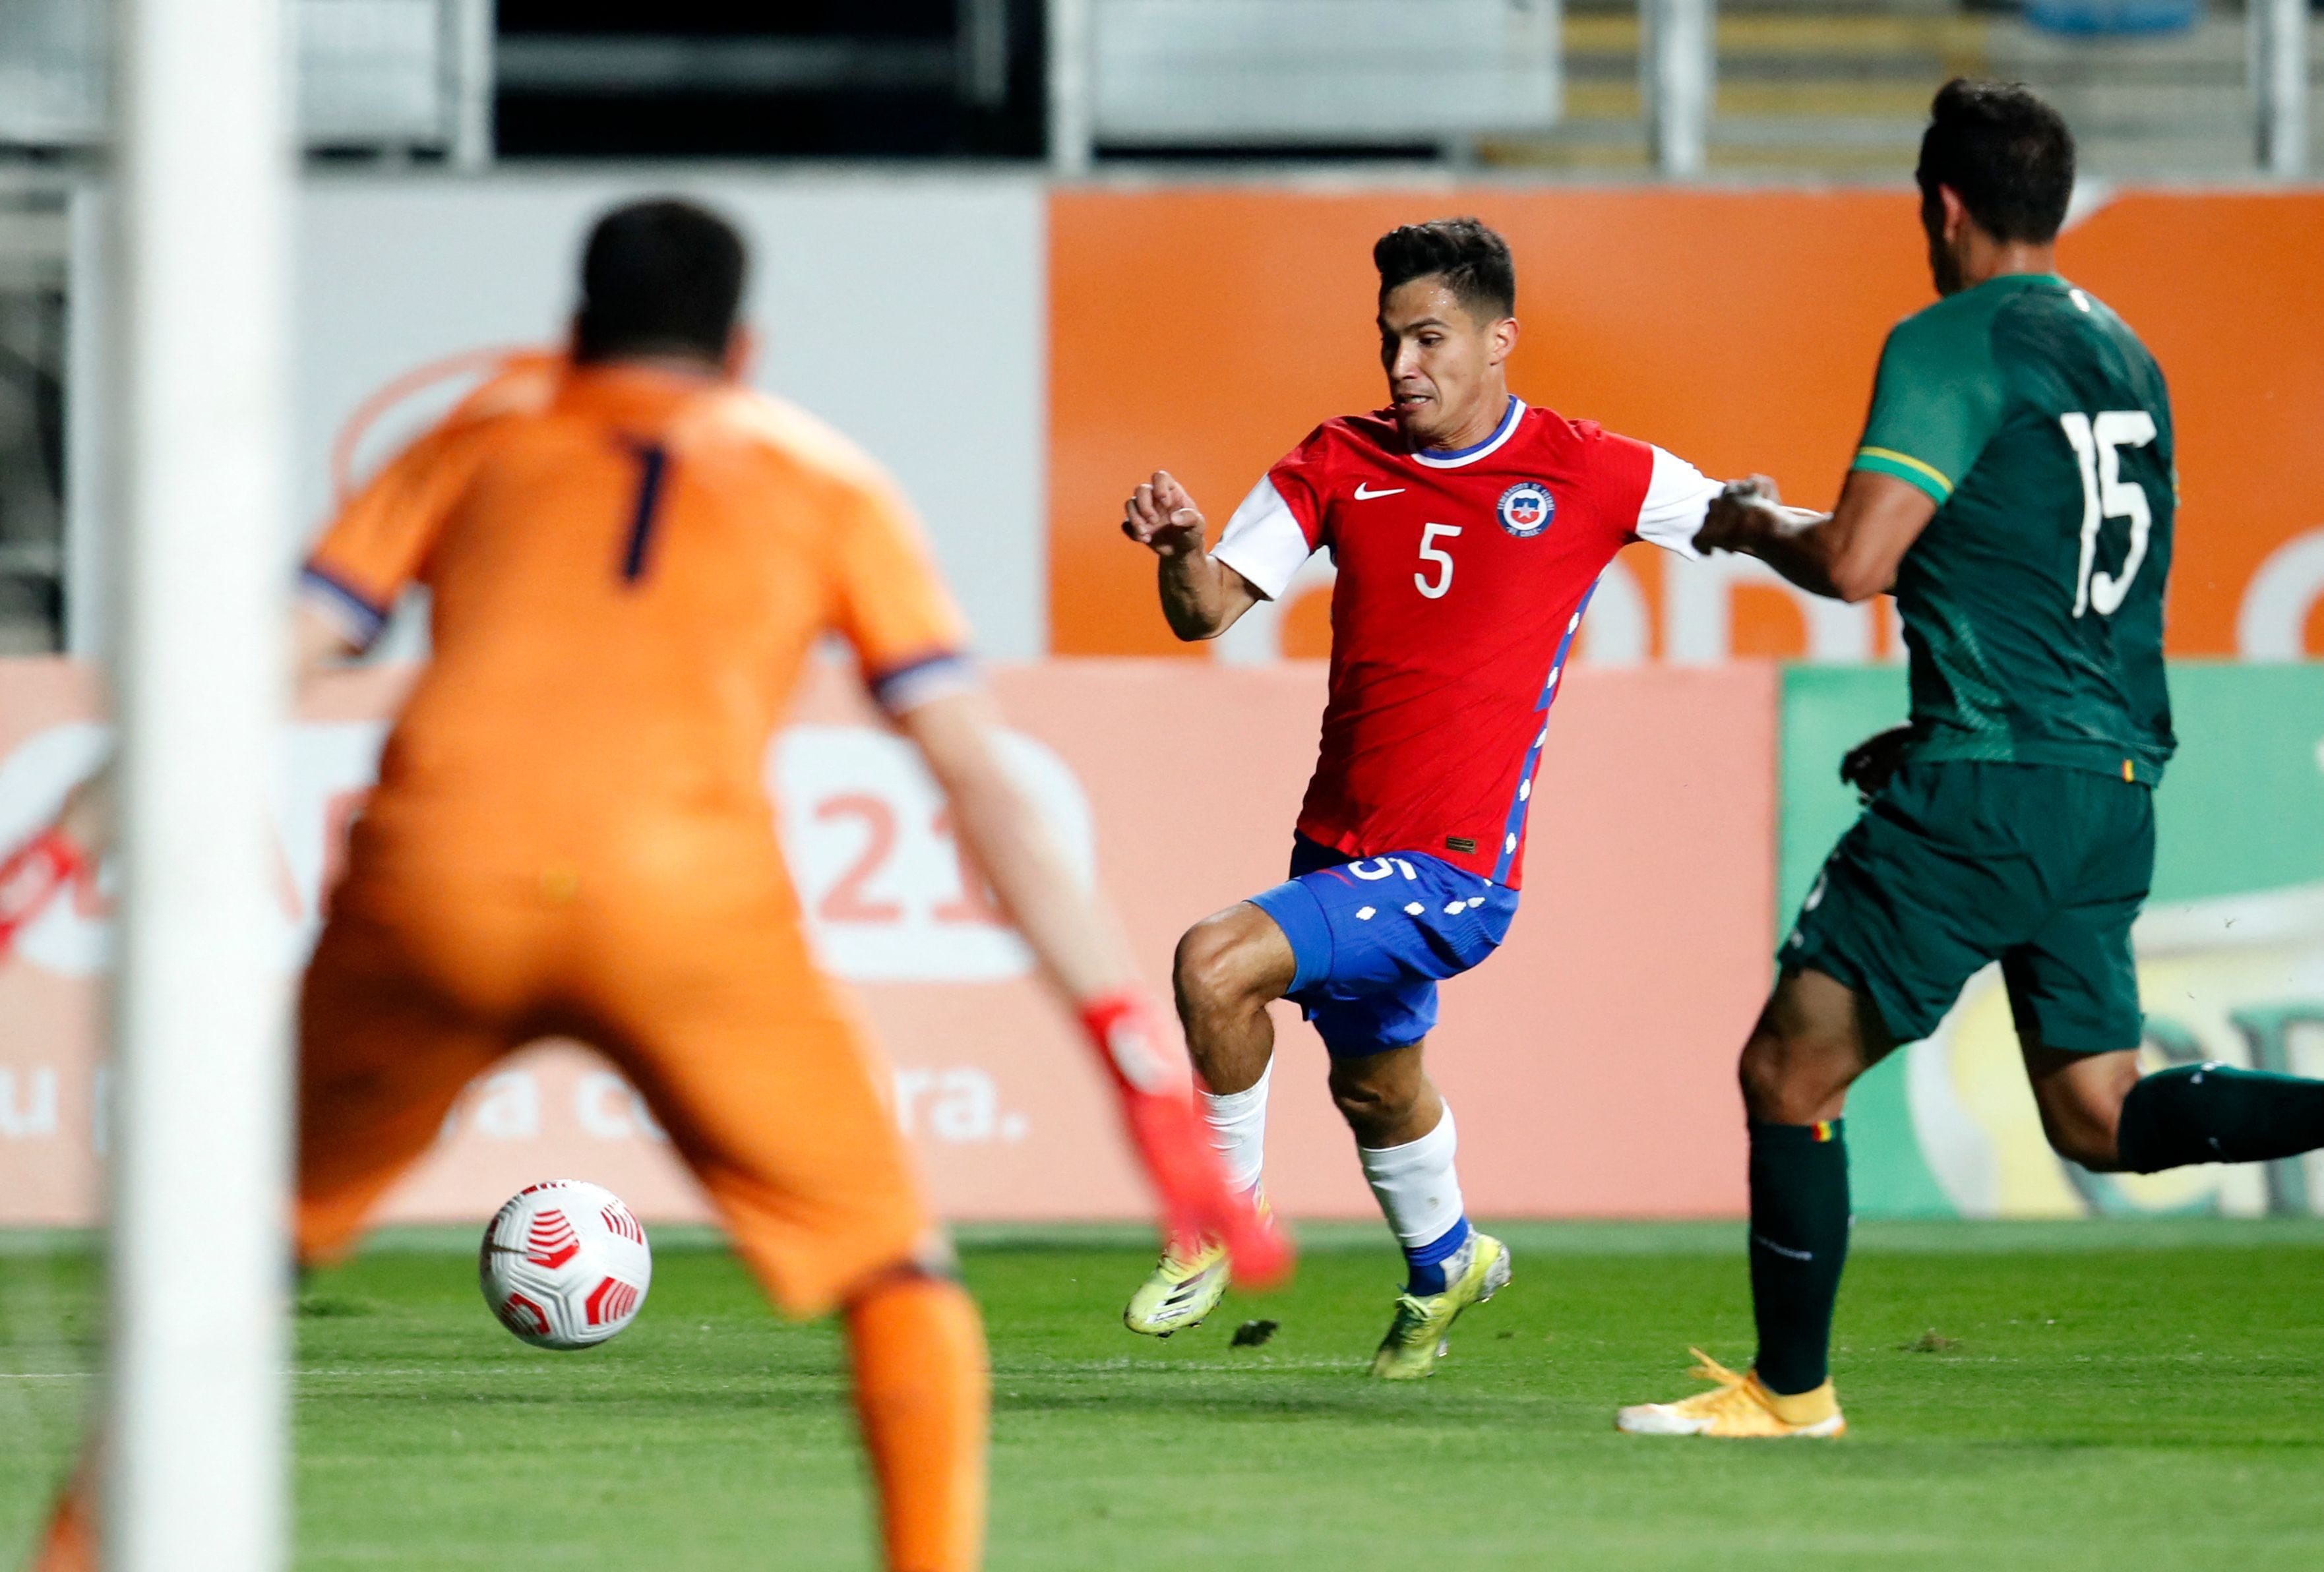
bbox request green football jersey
[1852,272,2176,783]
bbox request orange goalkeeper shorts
[293,830,933,1318]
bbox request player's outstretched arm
[22,601,361,871]
[1696,470,1936,603]
[896,686,1139,1005]
[0,601,366,959]
[1121,470,1263,640]
[896,687,1293,1286]
[290,597,369,700]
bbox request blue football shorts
[1248,835,1521,1057]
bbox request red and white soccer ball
[479,1180,653,1350]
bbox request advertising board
[0,659,1775,1226]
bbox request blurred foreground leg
[30,1453,96,1572]
[845,1273,990,1572]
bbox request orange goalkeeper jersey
[293,357,970,1313]
[301,357,971,882]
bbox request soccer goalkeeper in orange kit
[32,198,1285,1572]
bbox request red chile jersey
[1211,396,1717,889]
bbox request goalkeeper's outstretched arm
[896,686,1293,1287]
[895,686,1138,1007]
[46,601,366,864]
[3,603,363,958]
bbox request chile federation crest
[1497,481,1554,539]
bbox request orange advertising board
[1049,189,2324,663]
[0,658,1773,1228]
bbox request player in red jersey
[1120,218,1720,1375]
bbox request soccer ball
[478,1180,652,1350]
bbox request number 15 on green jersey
[1851,273,2176,783]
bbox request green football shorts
[1783,760,2153,1052]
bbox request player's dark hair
[1373,218,1516,322]
[1915,80,2076,245]
[572,198,749,365]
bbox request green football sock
[2116,1064,2324,1173]
[1748,1120,1850,1397]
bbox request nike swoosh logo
[1750,1234,1814,1262]
[1353,483,1405,500]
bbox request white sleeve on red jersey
[1210,473,1321,601]
[1632,446,1721,559]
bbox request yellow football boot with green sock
[1367,1230,1511,1379]
[1617,1350,1845,1437]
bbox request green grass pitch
[4,1220,2321,1569]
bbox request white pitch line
[291,1367,559,1379]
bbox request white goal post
[105,0,294,1568]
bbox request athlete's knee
[1172,909,1283,1022]
[1738,1035,1856,1125]
[1745,968,1891,1120]
[842,1257,966,1312]
[840,1228,963,1307]
[2027,1048,2137,1170]
[1738,975,1874,1125]
[2042,1115,2122,1171]
[1738,1033,1804,1124]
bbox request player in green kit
[1618,79,2324,1439]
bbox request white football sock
[1200,1061,1271,1195]
[1359,1104,1467,1252]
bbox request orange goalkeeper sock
[844,1272,989,1572]
[31,1466,95,1572]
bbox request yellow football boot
[1616,1350,1846,1437]
[1125,1189,1272,1337]
[1122,1234,1230,1337]
[1367,1230,1512,1379]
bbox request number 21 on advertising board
[773,726,1096,984]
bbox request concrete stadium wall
[67,173,1053,661]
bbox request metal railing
[0,0,494,164]
[1045,0,2316,179]
[1643,0,1714,175]
[2255,0,2311,174]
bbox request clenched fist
[1122,470,1208,559]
